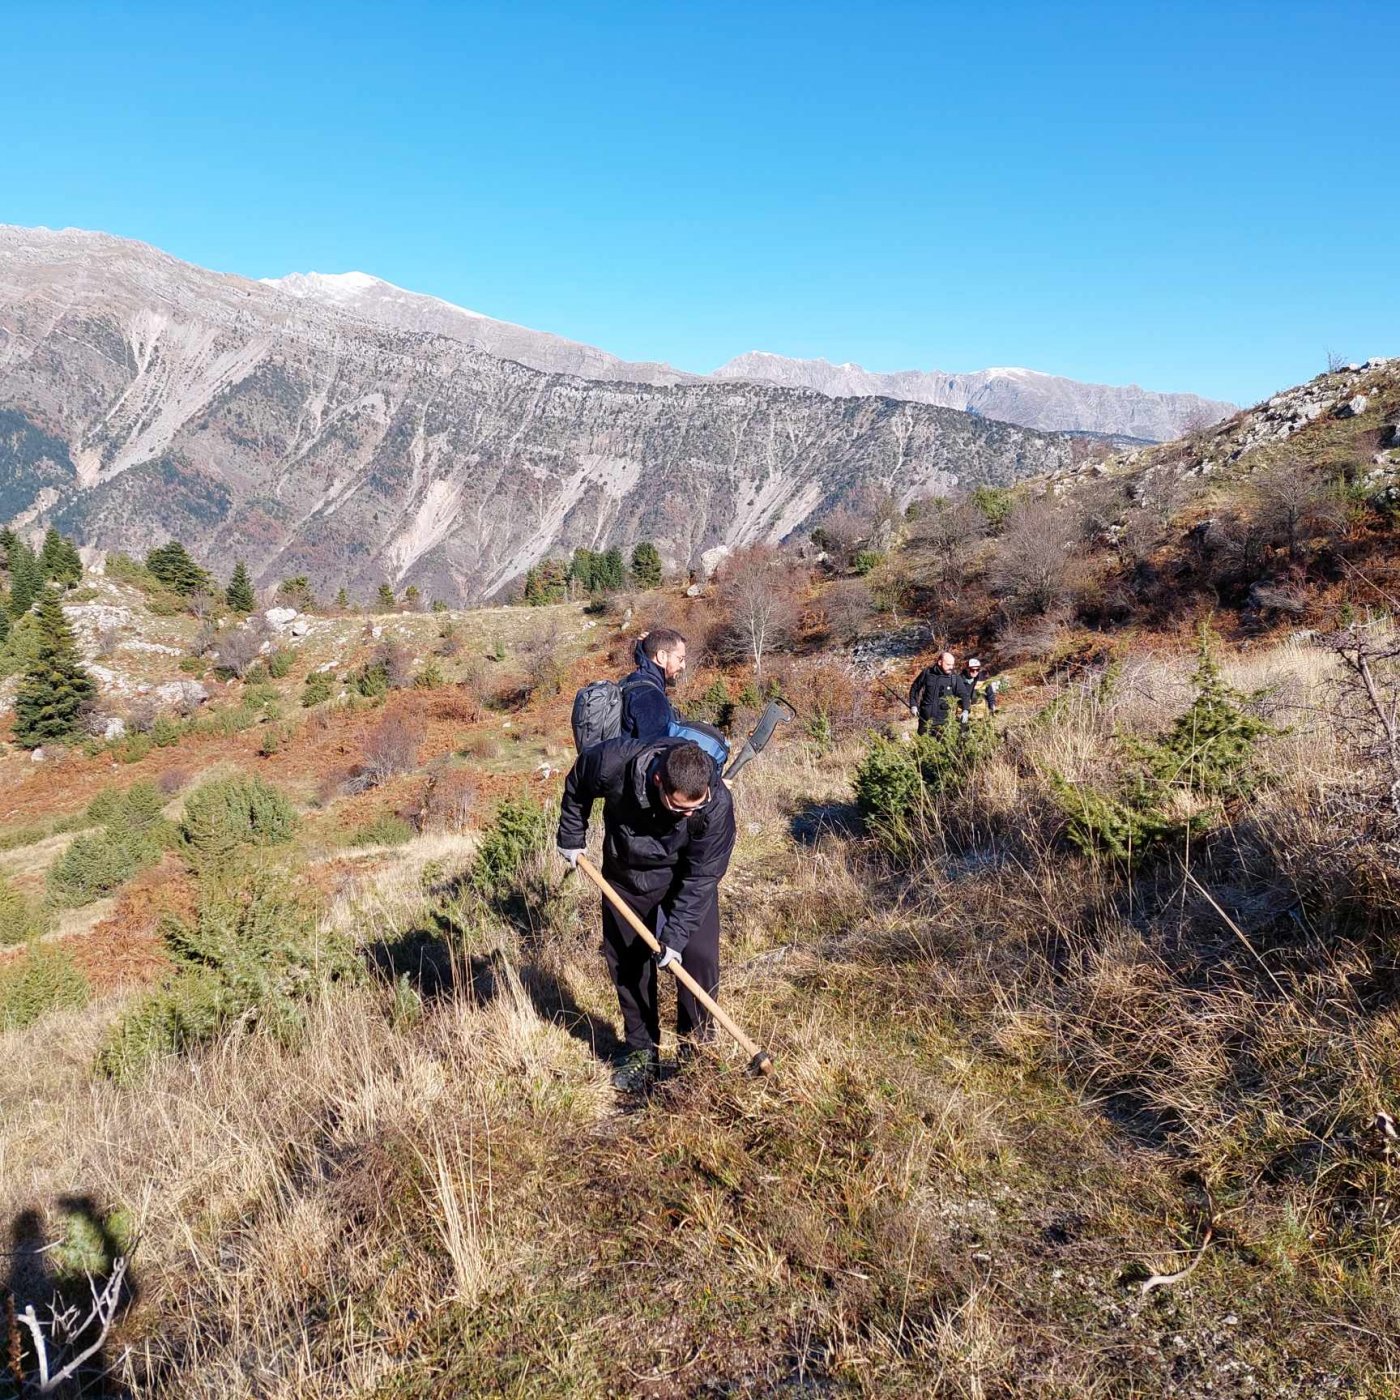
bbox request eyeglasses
[659,786,709,814]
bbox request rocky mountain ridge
[711,352,1236,442]
[0,226,1069,602]
[265,267,1235,441]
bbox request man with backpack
[557,737,736,1091]
[908,651,972,734]
[620,628,687,740]
[571,627,729,770]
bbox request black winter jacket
[556,737,736,954]
[909,667,972,726]
[620,641,675,741]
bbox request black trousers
[600,879,720,1053]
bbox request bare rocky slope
[713,351,1237,442]
[1,226,1069,602]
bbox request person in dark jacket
[556,737,735,1089]
[619,628,687,741]
[960,657,998,715]
[908,652,972,733]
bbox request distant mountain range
[711,353,1235,442]
[264,269,1235,441]
[0,226,1082,601]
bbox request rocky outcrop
[0,226,1071,602]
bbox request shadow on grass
[788,799,863,847]
[365,911,624,1066]
[2,1195,138,1399]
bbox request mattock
[575,854,774,1077]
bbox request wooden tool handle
[575,854,769,1068]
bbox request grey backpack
[571,679,624,753]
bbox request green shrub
[302,671,333,707]
[414,660,444,690]
[87,781,165,831]
[48,783,171,906]
[179,775,298,864]
[350,813,415,847]
[971,484,1017,532]
[1128,634,1277,800]
[266,648,294,679]
[696,678,735,730]
[852,550,884,576]
[473,795,548,889]
[853,719,996,855]
[243,681,279,710]
[1049,630,1275,867]
[355,660,391,699]
[48,832,146,906]
[179,655,208,676]
[152,714,183,747]
[0,874,47,945]
[97,857,357,1081]
[0,945,90,1031]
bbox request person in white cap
[959,657,998,717]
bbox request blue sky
[2,1,1396,405]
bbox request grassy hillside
[1,386,1398,1395]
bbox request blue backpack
[667,717,730,772]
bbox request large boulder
[154,680,210,711]
[264,607,299,629]
[1337,395,1369,419]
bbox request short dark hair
[642,627,686,661]
[661,743,712,801]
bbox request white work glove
[557,847,585,869]
[655,945,683,971]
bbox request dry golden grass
[3,631,1399,1396]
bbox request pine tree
[0,606,10,648]
[335,587,350,610]
[40,527,83,586]
[376,583,396,610]
[599,548,626,591]
[6,537,42,617]
[631,541,663,590]
[13,588,96,748]
[226,560,256,612]
[523,559,568,606]
[146,540,213,596]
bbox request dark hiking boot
[611,1049,659,1093]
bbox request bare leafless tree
[987,499,1075,617]
[1324,624,1400,827]
[1249,458,1350,563]
[213,623,266,680]
[712,545,804,676]
[361,709,425,786]
[520,616,567,698]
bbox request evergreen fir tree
[523,559,568,605]
[39,527,83,586]
[6,538,42,617]
[335,587,350,610]
[13,588,96,748]
[146,540,213,596]
[376,583,396,610]
[226,560,256,612]
[631,541,663,590]
[0,605,9,648]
